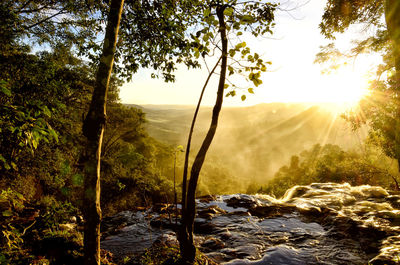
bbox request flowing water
[101,183,400,264]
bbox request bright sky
[119,0,380,107]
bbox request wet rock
[249,204,296,218]
[101,211,136,238]
[154,231,179,247]
[199,195,217,203]
[224,245,313,265]
[150,218,176,230]
[101,183,400,265]
[233,244,263,260]
[194,218,217,234]
[206,252,230,263]
[225,195,261,209]
[200,237,225,251]
[386,195,400,209]
[198,205,226,219]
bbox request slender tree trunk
[180,6,228,263]
[81,1,124,264]
[179,56,221,262]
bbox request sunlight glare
[316,66,371,111]
[329,69,369,100]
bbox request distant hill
[126,103,368,192]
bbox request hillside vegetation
[137,103,378,194]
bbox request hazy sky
[119,0,380,107]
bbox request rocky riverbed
[101,183,400,264]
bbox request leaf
[177,145,184,152]
[48,128,59,142]
[42,106,51,117]
[235,42,246,49]
[228,65,234,75]
[32,139,38,149]
[10,162,17,171]
[224,7,234,16]
[252,78,263,87]
[241,15,254,23]
[194,49,200,59]
[241,95,246,101]
[224,84,229,89]
[2,210,13,217]
[0,84,11,97]
[225,90,236,97]
[248,88,254,94]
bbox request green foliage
[261,144,396,197]
[0,189,84,264]
[101,117,179,215]
[344,80,400,163]
[0,188,25,214]
[114,0,203,82]
[0,1,101,56]
[37,196,77,230]
[188,0,276,101]
[320,0,385,40]
[0,79,58,171]
[0,189,29,262]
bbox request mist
[133,102,368,195]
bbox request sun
[326,68,370,105]
[308,65,371,113]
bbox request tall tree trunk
[385,0,400,73]
[81,1,124,264]
[180,5,228,263]
[386,0,400,185]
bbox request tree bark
[180,5,228,263]
[81,0,124,264]
[394,158,400,190]
[385,0,400,74]
[385,0,400,185]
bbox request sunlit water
[101,183,400,264]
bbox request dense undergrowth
[0,36,180,264]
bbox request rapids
[101,183,400,264]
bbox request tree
[80,1,124,264]
[316,0,400,188]
[263,144,396,197]
[0,1,102,56]
[178,1,277,263]
[2,1,206,263]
